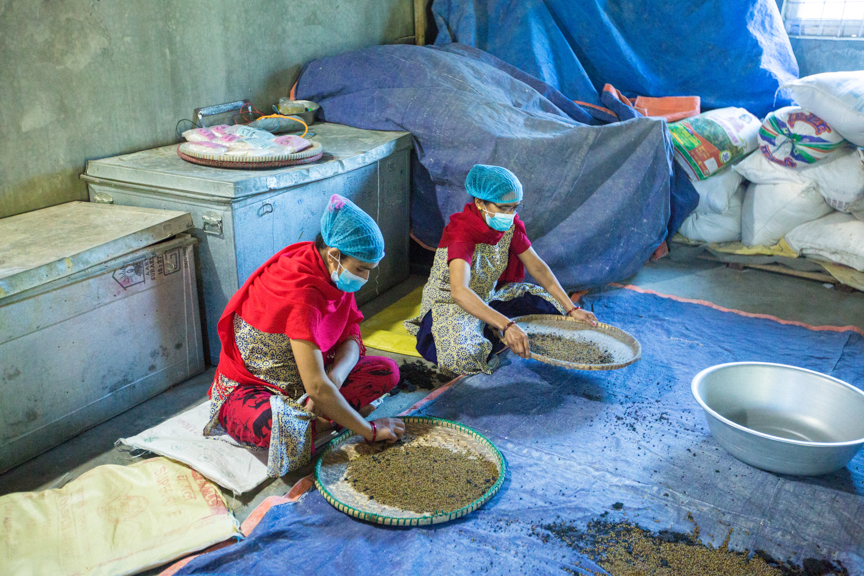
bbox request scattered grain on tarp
[390,360,451,395]
[533,514,848,576]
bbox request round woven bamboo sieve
[315,417,506,526]
[499,314,642,371]
[176,140,323,169]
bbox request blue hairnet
[320,194,385,263]
[465,164,523,203]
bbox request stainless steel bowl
[277,99,320,126]
[692,362,864,476]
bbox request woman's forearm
[521,250,573,312]
[326,338,361,388]
[291,338,373,440]
[533,263,574,312]
[307,377,374,439]
[452,286,511,330]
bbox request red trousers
[218,355,399,448]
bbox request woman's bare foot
[358,404,377,418]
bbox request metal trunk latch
[201,212,223,237]
[92,191,114,204]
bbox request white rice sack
[757,106,848,168]
[785,212,864,271]
[805,148,864,213]
[692,165,744,215]
[783,72,864,146]
[119,402,269,494]
[224,124,275,139]
[669,107,760,181]
[741,181,833,247]
[734,148,864,214]
[180,141,228,155]
[182,127,221,143]
[225,136,278,151]
[678,185,744,243]
[273,135,313,153]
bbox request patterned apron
[205,316,316,478]
[404,226,564,375]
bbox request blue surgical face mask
[482,208,516,232]
[329,253,368,293]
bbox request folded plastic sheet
[176,288,864,575]
[1,457,241,576]
[298,44,681,290]
[432,0,798,118]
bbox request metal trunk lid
[0,202,193,299]
[81,122,413,201]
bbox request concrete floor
[2,250,863,574]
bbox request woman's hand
[568,308,598,326]
[503,322,531,358]
[368,417,406,443]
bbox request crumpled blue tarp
[177,288,864,575]
[432,0,798,118]
[297,44,694,290]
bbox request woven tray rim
[178,139,322,163]
[508,314,642,371]
[177,148,324,170]
[314,416,507,527]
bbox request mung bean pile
[344,444,499,514]
[527,332,615,365]
[538,516,848,576]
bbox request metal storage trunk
[0,202,205,473]
[82,123,413,363]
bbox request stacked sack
[672,107,759,243]
[676,72,864,273]
[736,72,864,272]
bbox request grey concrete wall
[774,0,864,77]
[0,1,414,219]
[790,37,864,77]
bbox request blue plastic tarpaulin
[297,44,697,290]
[432,0,799,118]
[177,287,864,575]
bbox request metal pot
[691,362,864,476]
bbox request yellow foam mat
[707,239,798,257]
[360,286,423,357]
[0,457,240,576]
[671,234,799,258]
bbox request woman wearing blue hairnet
[405,165,598,375]
[206,194,405,477]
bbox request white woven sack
[786,212,864,271]
[119,402,269,494]
[678,185,743,243]
[734,148,864,214]
[692,165,744,215]
[783,72,864,146]
[741,181,832,247]
[757,106,848,168]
